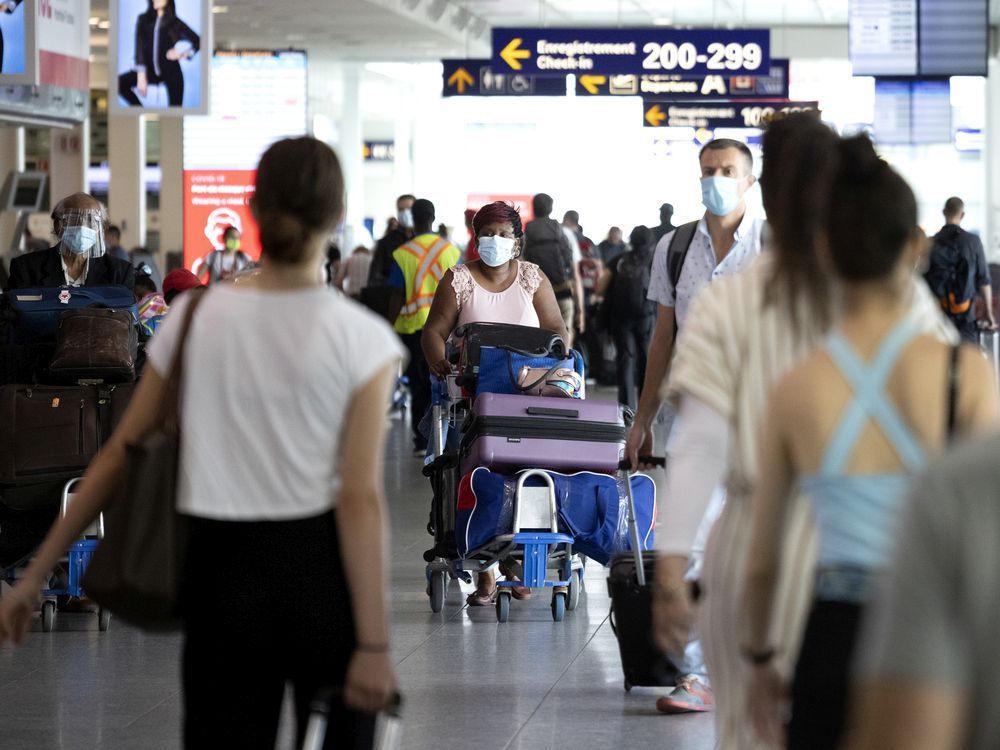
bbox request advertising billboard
[109,0,212,114]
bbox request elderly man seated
[5,192,134,290]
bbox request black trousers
[118,64,184,107]
[611,315,652,411]
[401,330,431,450]
[181,512,374,750]
[788,599,864,750]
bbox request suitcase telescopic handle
[618,457,666,588]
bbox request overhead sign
[491,28,769,76]
[575,58,788,98]
[442,58,565,97]
[642,100,820,129]
[364,141,395,162]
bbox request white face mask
[477,235,517,267]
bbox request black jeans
[181,512,374,750]
[118,63,184,107]
[611,315,652,411]
[401,330,431,450]
[788,599,864,750]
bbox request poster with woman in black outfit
[117,0,201,108]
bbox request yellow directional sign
[644,104,667,127]
[500,38,531,71]
[447,67,475,94]
[578,74,607,95]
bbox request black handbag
[82,289,206,630]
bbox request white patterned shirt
[647,211,764,329]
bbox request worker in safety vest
[387,198,460,454]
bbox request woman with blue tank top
[739,136,998,750]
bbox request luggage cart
[38,478,110,632]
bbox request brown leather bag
[48,308,138,383]
[82,289,206,630]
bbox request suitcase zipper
[462,416,626,443]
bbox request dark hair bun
[252,138,345,265]
[836,135,885,182]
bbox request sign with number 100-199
[491,28,770,76]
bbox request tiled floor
[0,409,715,749]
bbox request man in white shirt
[623,137,763,712]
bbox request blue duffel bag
[455,468,655,564]
[6,286,139,343]
[475,346,585,398]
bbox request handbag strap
[162,288,208,433]
[946,344,960,440]
[507,351,566,393]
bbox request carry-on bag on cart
[301,688,403,750]
[456,466,655,563]
[48,307,139,382]
[607,460,682,691]
[452,322,567,394]
[6,286,139,343]
[0,382,136,488]
[460,393,629,475]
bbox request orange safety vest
[392,234,459,334]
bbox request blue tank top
[801,318,925,576]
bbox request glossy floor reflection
[0,408,715,749]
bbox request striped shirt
[663,251,956,750]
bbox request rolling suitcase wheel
[496,591,511,623]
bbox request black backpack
[610,249,654,319]
[925,233,976,319]
[524,220,574,289]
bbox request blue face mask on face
[701,176,744,217]
[477,235,517,267]
[61,226,98,256]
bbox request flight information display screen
[850,0,987,77]
[873,78,952,145]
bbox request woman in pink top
[422,201,567,605]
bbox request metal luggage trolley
[38,478,111,632]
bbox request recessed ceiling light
[212,5,229,13]
[89,16,100,25]
[653,17,673,26]
[98,20,109,29]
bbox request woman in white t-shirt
[0,137,405,748]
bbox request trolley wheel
[567,571,581,611]
[496,592,511,623]
[41,600,55,632]
[98,607,111,632]
[551,591,566,622]
[624,679,632,692]
[429,571,446,614]
[577,566,586,593]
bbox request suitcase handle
[525,406,579,418]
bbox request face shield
[57,208,107,259]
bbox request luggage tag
[59,290,71,305]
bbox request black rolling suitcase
[301,688,402,750]
[607,459,682,691]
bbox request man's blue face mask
[700,176,745,217]
[61,226,98,256]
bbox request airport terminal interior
[2,0,1000,748]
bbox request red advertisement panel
[183,170,259,271]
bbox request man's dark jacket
[5,246,135,290]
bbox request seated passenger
[421,201,569,607]
[162,268,203,305]
[5,193,135,291]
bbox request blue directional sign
[575,59,789,98]
[442,59,566,98]
[492,27,770,76]
[642,99,819,129]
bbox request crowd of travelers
[1,111,1000,750]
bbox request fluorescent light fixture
[212,5,229,12]
[98,20,109,29]
[653,17,673,25]
[89,16,100,25]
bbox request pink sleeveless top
[452,261,542,327]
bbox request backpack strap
[667,221,699,293]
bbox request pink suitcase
[459,393,628,475]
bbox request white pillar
[392,95,413,199]
[158,116,184,267]
[986,57,1000,261]
[48,120,90,204]
[108,114,147,250]
[340,64,365,232]
[0,125,25,256]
